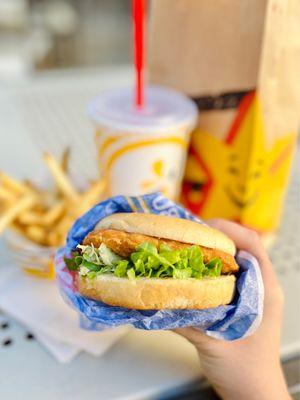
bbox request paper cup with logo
[88,85,198,200]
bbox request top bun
[95,213,236,256]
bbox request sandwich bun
[77,274,236,310]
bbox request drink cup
[88,85,197,200]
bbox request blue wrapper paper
[55,193,264,340]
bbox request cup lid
[87,85,198,134]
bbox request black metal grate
[0,314,35,349]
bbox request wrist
[215,363,290,400]
[221,388,290,400]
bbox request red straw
[133,0,145,108]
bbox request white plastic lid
[87,85,198,134]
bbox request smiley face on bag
[182,94,296,230]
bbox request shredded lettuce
[64,242,223,280]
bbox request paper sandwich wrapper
[149,0,300,232]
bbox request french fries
[61,147,70,173]
[0,186,17,202]
[75,180,106,215]
[0,151,105,247]
[43,152,79,202]
[0,195,37,234]
[0,172,31,195]
[25,225,47,245]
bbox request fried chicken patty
[83,229,239,274]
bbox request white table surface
[0,66,299,400]
[0,267,201,400]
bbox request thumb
[173,327,216,348]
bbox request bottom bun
[77,274,236,310]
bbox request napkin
[0,265,129,362]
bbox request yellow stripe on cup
[105,137,187,196]
[107,137,187,171]
[98,135,122,157]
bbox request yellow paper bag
[149,0,300,232]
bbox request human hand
[174,219,290,400]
